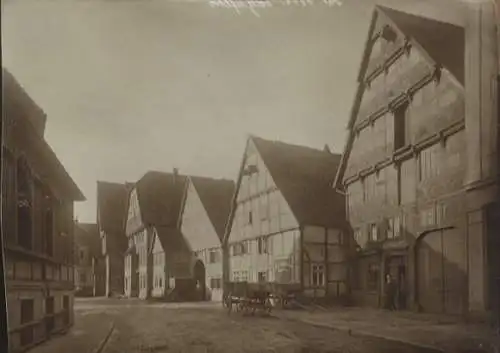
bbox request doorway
[416,228,466,315]
[487,204,500,329]
[384,256,407,310]
[193,260,206,301]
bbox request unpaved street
[32,298,441,353]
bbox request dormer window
[381,25,397,42]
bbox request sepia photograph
[1,0,499,352]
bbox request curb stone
[273,313,445,353]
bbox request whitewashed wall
[125,188,143,236]
[151,234,166,298]
[180,180,224,301]
[123,221,151,299]
[228,140,299,284]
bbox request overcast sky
[2,0,464,222]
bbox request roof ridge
[190,175,235,183]
[97,180,128,186]
[251,135,340,156]
[376,5,463,28]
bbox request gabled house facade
[97,181,130,297]
[74,222,105,297]
[149,226,193,300]
[2,69,85,352]
[176,176,235,302]
[333,5,499,320]
[223,136,349,300]
[124,170,187,300]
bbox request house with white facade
[176,176,235,302]
[124,169,187,300]
[223,136,350,300]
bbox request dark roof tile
[377,5,465,84]
[135,171,187,227]
[97,181,130,251]
[190,176,235,242]
[251,136,346,228]
[75,222,101,257]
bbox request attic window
[243,165,258,176]
[381,25,397,42]
[248,210,253,224]
[393,102,408,150]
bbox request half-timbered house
[124,170,187,300]
[176,176,235,302]
[333,5,499,320]
[74,222,105,297]
[223,136,349,301]
[97,181,130,297]
[2,69,85,352]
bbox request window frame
[311,264,325,287]
[393,101,408,151]
[369,223,378,242]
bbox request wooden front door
[385,255,407,310]
[487,204,500,328]
[417,228,466,315]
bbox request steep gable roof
[251,136,346,228]
[189,176,235,242]
[75,222,101,257]
[377,6,464,85]
[3,68,85,201]
[97,181,130,235]
[154,226,190,254]
[135,171,188,227]
[3,68,47,137]
[334,6,465,188]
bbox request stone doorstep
[275,312,499,353]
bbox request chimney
[323,144,331,153]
